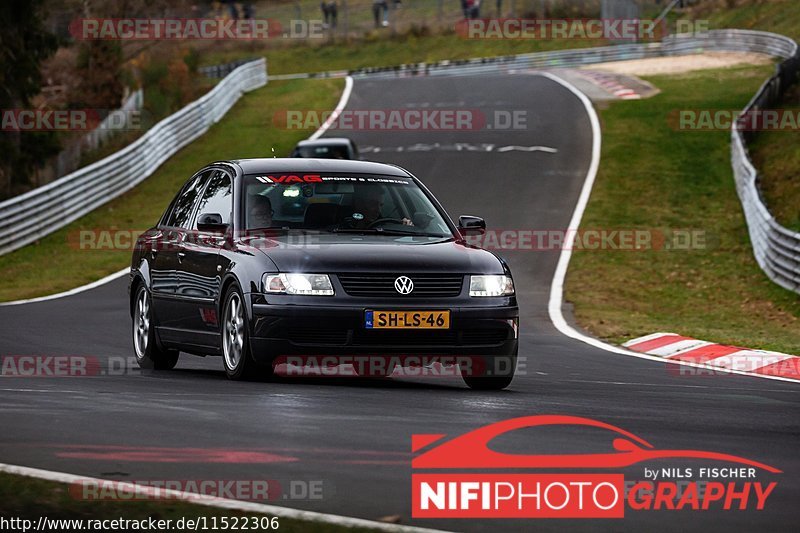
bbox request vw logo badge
[394,276,414,295]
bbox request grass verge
[0,472,380,532]
[700,0,800,42]
[748,84,800,233]
[0,78,343,302]
[199,0,799,77]
[201,31,603,76]
[566,64,800,355]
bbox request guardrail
[199,58,260,79]
[0,58,267,256]
[726,33,800,294]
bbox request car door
[172,169,234,346]
[153,169,212,345]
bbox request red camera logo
[411,415,780,519]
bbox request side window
[193,171,233,229]
[164,170,210,229]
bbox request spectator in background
[223,0,239,20]
[321,1,338,29]
[461,0,480,20]
[469,0,480,19]
[373,0,389,28]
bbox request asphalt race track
[1,73,798,532]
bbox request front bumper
[247,299,519,362]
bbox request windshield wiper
[332,227,447,237]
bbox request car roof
[226,158,410,177]
[295,137,353,147]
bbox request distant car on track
[290,137,359,160]
[129,158,518,389]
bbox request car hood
[242,234,505,274]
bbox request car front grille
[461,329,509,345]
[285,327,348,346]
[337,274,463,297]
[283,324,508,348]
[352,328,508,347]
[351,329,459,346]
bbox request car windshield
[294,144,350,159]
[242,173,452,237]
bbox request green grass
[0,472,381,532]
[702,0,800,42]
[0,78,343,302]
[201,31,603,76]
[199,0,616,73]
[198,0,800,77]
[747,85,800,233]
[565,65,800,355]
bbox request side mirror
[458,215,486,235]
[197,213,229,234]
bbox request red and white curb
[576,70,643,99]
[623,333,800,381]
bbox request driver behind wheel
[347,185,412,228]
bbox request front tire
[221,286,265,380]
[461,353,516,390]
[132,285,179,370]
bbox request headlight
[469,275,514,297]
[262,273,334,296]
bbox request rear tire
[221,285,267,380]
[461,353,516,390]
[132,285,179,370]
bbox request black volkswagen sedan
[129,159,518,389]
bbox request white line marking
[622,332,677,347]
[0,268,129,307]
[647,339,707,357]
[0,77,356,307]
[0,463,449,533]
[538,71,798,385]
[308,76,354,141]
[0,389,85,393]
[663,341,714,357]
[496,145,558,153]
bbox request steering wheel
[368,218,405,228]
